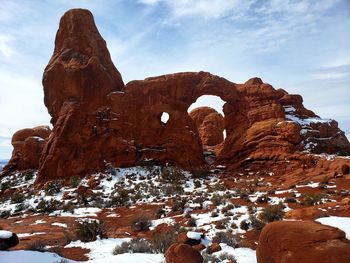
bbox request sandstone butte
[1,8,350,187]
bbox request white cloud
[139,0,255,19]
[312,72,349,80]
[0,34,14,58]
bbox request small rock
[0,231,19,250]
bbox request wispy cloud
[0,34,14,58]
[0,0,349,159]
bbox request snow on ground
[52,222,68,228]
[65,238,165,263]
[17,232,46,238]
[0,250,77,263]
[316,216,350,239]
[215,244,257,263]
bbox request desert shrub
[215,231,238,247]
[171,198,187,213]
[113,241,130,254]
[62,202,75,213]
[191,169,210,179]
[45,180,62,195]
[250,215,265,231]
[211,194,225,206]
[247,205,256,214]
[237,189,250,202]
[112,238,153,254]
[131,215,151,232]
[202,252,219,263]
[216,218,229,229]
[211,211,218,217]
[203,251,235,263]
[267,189,275,195]
[218,252,236,262]
[210,182,227,192]
[27,241,46,252]
[155,207,166,219]
[0,210,11,219]
[151,231,177,253]
[110,188,130,206]
[285,197,297,203]
[128,238,153,253]
[187,217,197,227]
[15,203,29,212]
[164,184,184,196]
[259,204,284,223]
[230,222,237,229]
[301,193,325,206]
[341,164,350,174]
[193,180,201,188]
[70,176,81,188]
[11,192,25,204]
[75,220,107,242]
[23,170,35,181]
[0,181,11,191]
[240,220,250,231]
[221,204,234,214]
[160,167,185,184]
[37,199,61,213]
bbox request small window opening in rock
[161,112,170,124]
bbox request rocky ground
[1,157,350,262]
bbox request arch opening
[187,95,227,158]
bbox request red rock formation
[1,8,349,184]
[2,126,51,173]
[256,221,350,263]
[189,107,224,147]
[165,243,203,263]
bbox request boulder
[165,243,203,263]
[0,231,19,250]
[2,126,51,173]
[256,221,350,263]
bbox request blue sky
[0,0,349,159]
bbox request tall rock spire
[43,8,124,124]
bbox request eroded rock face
[189,107,224,147]
[2,8,350,184]
[256,221,350,263]
[2,126,51,173]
